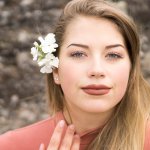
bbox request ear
[52,68,60,84]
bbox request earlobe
[52,69,60,84]
[54,77,60,84]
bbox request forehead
[63,16,125,46]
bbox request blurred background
[0,0,150,134]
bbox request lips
[81,84,111,95]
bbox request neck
[63,107,114,134]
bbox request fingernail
[69,124,75,130]
[59,120,65,127]
[39,143,44,150]
[74,134,80,140]
[74,134,80,138]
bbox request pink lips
[82,84,111,95]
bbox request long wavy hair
[46,0,150,149]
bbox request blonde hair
[46,0,150,149]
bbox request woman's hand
[39,120,80,150]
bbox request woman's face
[54,16,131,114]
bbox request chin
[80,102,116,114]
[82,107,113,114]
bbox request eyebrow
[67,43,125,49]
[67,43,89,49]
[106,44,125,49]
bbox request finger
[60,124,75,150]
[47,120,65,150]
[39,143,45,150]
[71,135,80,150]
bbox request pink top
[0,112,149,150]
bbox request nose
[87,57,106,79]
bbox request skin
[39,120,80,150]
[40,16,131,149]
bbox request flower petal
[31,33,59,74]
[51,57,59,68]
[42,46,51,53]
[31,47,38,61]
[40,65,52,73]
[45,33,55,44]
[38,58,46,66]
[45,53,55,59]
[38,36,44,44]
[33,42,39,47]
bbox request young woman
[0,0,150,149]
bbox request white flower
[38,53,54,66]
[38,53,59,73]
[40,65,53,74]
[42,44,58,53]
[31,47,38,61]
[31,33,59,73]
[38,33,55,45]
[51,57,59,68]
[33,41,39,47]
[38,33,58,53]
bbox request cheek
[58,62,79,89]
[112,64,130,98]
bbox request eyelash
[70,51,86,58]
[70,51,123,60]
[106,52,123,60]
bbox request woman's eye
[106,52,122,60]
[70,51,86,58]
